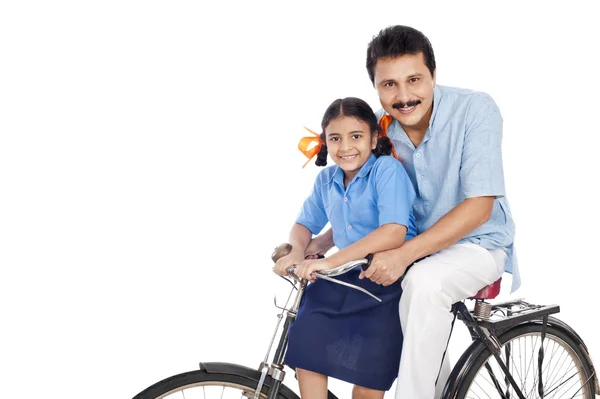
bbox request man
[307,25,519,398]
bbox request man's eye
[384,82,394,87]
[409,78,419,83]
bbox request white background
[1,1,599,398]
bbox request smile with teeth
[398,105,416,113]
[339,154,358,160]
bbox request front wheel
[133,368,299,399]
[452,323,596,398]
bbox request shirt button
[344,197,348,202]
[420,175,425,180]
[416,153,421,158]
[347,225,352,230]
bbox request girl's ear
[371,133,378,150]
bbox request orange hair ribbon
[378,114,399,160]
[297,126,323,168]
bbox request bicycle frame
[253,241,599,398]
[258,278,306,399]
[255,285,599,399]
[134,250,599,399]
[249,273,310,399]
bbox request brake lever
[285,254,381,302]
[314,273,382,302]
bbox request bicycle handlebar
[271,243,380,301]
[286,254,373,278]
[285,254,381,302]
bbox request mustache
[392,100,421,109]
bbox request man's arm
[364,94,505,285]
[362,196,494,285]
[304,227,335,257]
[400,196,493,263]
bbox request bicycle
[133,243,599,398]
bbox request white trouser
[394,242,507,399]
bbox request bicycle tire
[132,369,299,399]
[451,323,596,398]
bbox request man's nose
[393,85,410,104]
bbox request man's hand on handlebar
[359,248,410,286]
[304,230,334,259]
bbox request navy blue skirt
[284,269,403,391]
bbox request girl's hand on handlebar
[273,252,304,277]
[295,258,334,282]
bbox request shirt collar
[328,154,377,186]
[429,85,442,130]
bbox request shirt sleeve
[460,94,506,198]
[373,157,416,228]
[295,172,329,235]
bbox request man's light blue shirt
[376,85,520,291]
[296,154,417,250]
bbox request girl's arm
[326,223,407,268]
[294,223,407,280]
[273,223,313,276]
[288,223,313,258]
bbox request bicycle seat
[469,278,502,300]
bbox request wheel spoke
[461,329,594,399]
[148,380,268,399]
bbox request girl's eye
[329,137,340,142]
[352,134,361,139]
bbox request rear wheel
[456,324,595,398]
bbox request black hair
[315,97,392,167]
[366,25,436,85]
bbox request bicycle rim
[460,325,595,398]
[134,371,282,399]
[157,381,267,399]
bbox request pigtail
[315,132,328,166]
[373,135,392,158]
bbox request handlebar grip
[272,243,292,263]
[271,243,325,263]
[362,253,374,271]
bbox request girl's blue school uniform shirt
[296,154,417,249]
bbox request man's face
[373,52,436,133]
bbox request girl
[274,97,417,399]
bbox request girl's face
[325,116,377,182]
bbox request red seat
[469,278,502,300]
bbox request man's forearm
[402,196,494,262]
[315,228,335,252]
